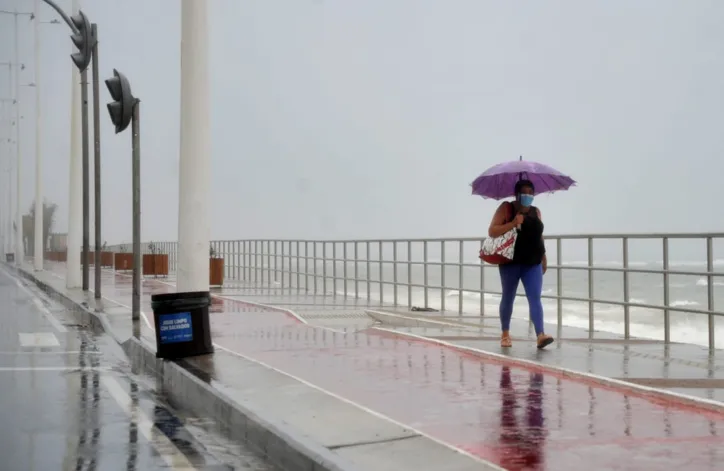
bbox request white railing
[118,234,724,351]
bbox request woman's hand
[542,255,548,274]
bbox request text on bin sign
[159,311,193,344]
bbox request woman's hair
[514,179,535,195]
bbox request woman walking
[487,179,554,349]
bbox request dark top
[506,203,546,266]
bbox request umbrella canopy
[471,158,576,200]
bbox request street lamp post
[37,0,100,295]
[33,0,42,271]
[0,61,15,255]
[0,97,11,255]
[0,8,34,266]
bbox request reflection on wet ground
[0,267,277,471]
[41,264,724,469]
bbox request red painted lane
[56,267,724,470]
[218,326,724,470]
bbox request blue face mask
[519,194,534,207]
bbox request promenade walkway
[25,262,724,470]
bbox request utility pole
[69,9,94,290]
[66,0,81,288]
[33,0,43,271]
[91,23,101,298]
[12,11,30,265]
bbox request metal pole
[66,4,81,287]
[622,237,630,338]
[556,238,563,334]
[458,241,463,314]
[423,240,428,308]
[14,12,22,265]
[81,67,89,290]
[588,237,594,338]
[707,237,715,351]
[0,99,6,254]
[92,24,101,299]
[5,85,11,255]
[33,0,43,270]
[131,101,140,321]
[662,237,670,343]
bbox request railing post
[258,241,262,284]
[304,241,309,291]
[662,237,670,343]
[254,241,258,284]
[588,237,594,338]
[281,240,286,289]
[235,240,240,281]
[354,241,359,299]
[313,242,318,294]
[274,240,279,285]
[407,241,412,308]
[393,241,398,306]
[622,237,630,339]
[480,238,485,316]
[267,240,272,286]
[296,241,301,289]
[379,241,384,305]
[440,240,445,312]
[556,238,563,333]
[423,240,429,308]
[286,241,291,288]
[343,242,348,298]
[458,240,464,315]
[258,240,262,284]
[366,241,371,301]
[707,237,715,351]
[242,240,247,281]
[323,242,328,295]
[332,242,337,296]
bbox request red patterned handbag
[479,203,517,265]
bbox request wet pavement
[0,266,277,471]
[34,263,724,470]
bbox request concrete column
[177,0,211,292]
[66,0,82,287]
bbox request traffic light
[70,11,95,71]
[105,69,136,133]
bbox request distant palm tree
[23,200,58,256]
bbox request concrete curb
[13,266,360,471]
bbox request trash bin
[150,291,214,359]
[5,253,14,263]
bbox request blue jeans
[498,263,545,335]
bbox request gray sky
[0,0,723,248]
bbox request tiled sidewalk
[34,263,724,470]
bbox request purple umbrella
[471,158,576,200]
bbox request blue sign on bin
[159,312,193,344]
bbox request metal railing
[114,234,724,351]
